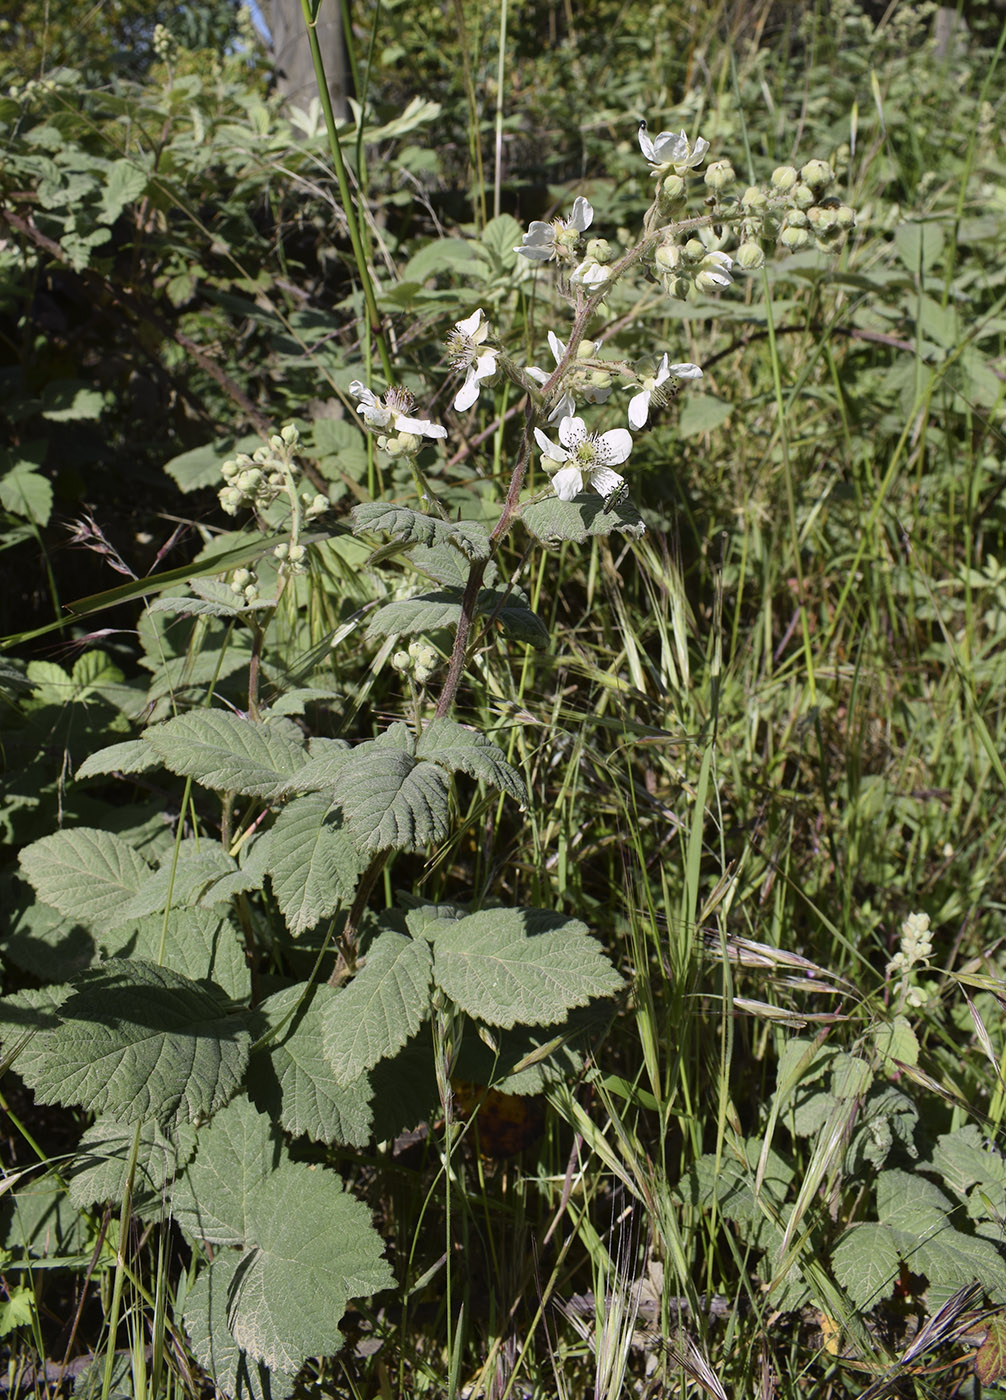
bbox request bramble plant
[2,108,859,1390]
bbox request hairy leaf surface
[416,718,527,806]
[322,931,432,1082]
[144,710,307,798]
[18,827,150,926]
[333,745,451,854]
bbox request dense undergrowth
[2,1,1006,1397]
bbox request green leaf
[875,1169,951,1236]
[18,827,151,926]
[332,740,452,854]
[144,711,307,798]
[366,587,548,648]
[894,219,946,275]
[19,959,251,1128]
[431,907,623,1028]
[173,1097,274,1246]
[928,1125,1006,1199]
[40,380,105,421]
[113,842,237,921]
[519,493,645,545]
[0,463,53,524]
[873,1014,919,1068]
[101,908,250,1003]
[678,394,733,437]
[831,1222,901,1308]
[479,215,523,274]
[912,1226,1006,1304]
[67,1117,198,1211]
[266,793,363,935]
[321,931,432,1082]
[183,1253,297,1400]
[281,740,353,794]
[351,502,490,562]
[98,158,149,222]
[76,739,158,779]
[415,718,527,806]
[252,984,373,1145]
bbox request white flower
[570,258,610,288]
[515,196,593,262]
[638,121,710,173]
[348,381,446,442]
[694,250,734,292]
[534,414,632,502]
[527,331,610,422]
[627,354,703,429]
[447,308,497,411]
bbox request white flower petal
[638,123,657,163]
[653,354,671,387]
[474,349,497,379]
[526,366,549,385]
[558,416,587,448]
[455,308,483,337]
[628,390,651,430]
[397,414,447,440]
[569,197,593,232]
[547,330,566,363]
[552,465,584,501]
[534,426,561,458]
[516,244,554,261]
[547,391,576,423]
[348,381,378,407]
[595,428,633,465]
[670,362,703,379]
[590,467,624,498]
[454,370,481,412]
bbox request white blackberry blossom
[527,331,610,422]
[535,415,633,502]
[628,354,703,429]
[349,381,446,441]
[638,121,710,173]
[515,196,593,263]
[447,308,497,411]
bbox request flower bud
[281,423,299,445]
[231,568,253,591]
[735,241,765,270]
[800,159,834,190]
[218,486,243,515]
[221,459,238,481]
[589,370,611,390]
[660,173,686,203]
[779,224,811,250]
[790,182,815,209]
[771,165,798,191]
[683,238,706,264]
[397,432,421,456]
[741,185,768,210]
[273,543,289,561]
[392,650,412,673]
[267,471,284,487]
[654,242,682,273]
[269,434,284,453]
[244,583,259,602]
[584,238,611,263]
[236,468,262,493]
[704,160,735,190]
[288,544,306,563]
[834,204,857,229]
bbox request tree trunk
[260,0,353,122]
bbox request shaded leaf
[68,1117,198,1211]
[76,740,159,779]
[416,717,527,806]
[333,744,451,854]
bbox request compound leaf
[182,1252,297,1400]
[416,718,527,806]
[101,908,250,1003]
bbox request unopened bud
[704,160,735,190]
[218,487,243,515]
[683,238,706,263]
[800,159,834,190]
[584,237,611,263]
[392,650,412,673]
[654,242,682,273]
[735,241,765,270]
[791,182,815,209]
[835,204,857,229]
[741,185,768,210]
[779,224,811,250]
[660,173,686,204]
[281,423,299,445]
[221,459,238,481]
[771,165,798,191]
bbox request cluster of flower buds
[654,236,736,300]
[273,541,308,576]
[229,567,259,604]
[218,424,301,516]
[152,23,178,64]
[392,640,440,685]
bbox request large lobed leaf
[416,717,527,807]
[351,502,490,562]
[520,493,646,545]
[332,743,451,854]
[431,907,623,1028]
[18,827,150,926]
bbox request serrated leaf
[832,1222,901,1307]
[252,983,373,1145]
[415,718,527,806]
[101,908,250,1002]
[520,493,645,545]
[18,827,151,926]
[351,502,490,562]
[113,843,237,921]
[875,1169,951,1235]
[322,931,432,1082]
[164,435,261,493]
[281,740,353,793]
[432,907,623,1028]
[173,1097,275,1246]
[366,587,547,648]
[229,1161,394,1372]
[98,158,148,222]
[0,464,53,524]
[144,711,307,798]
[76,740,159,779]
[479,214,523,273]
[19,960,250,1129]
[874,1014,919,1068]
[266,794,363,935]
[332,744,451,854]
[68,1117,198,1211]
[911,1226,1006,1301]
[928,1125,1006,1199]
[183,1253,297,1400]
